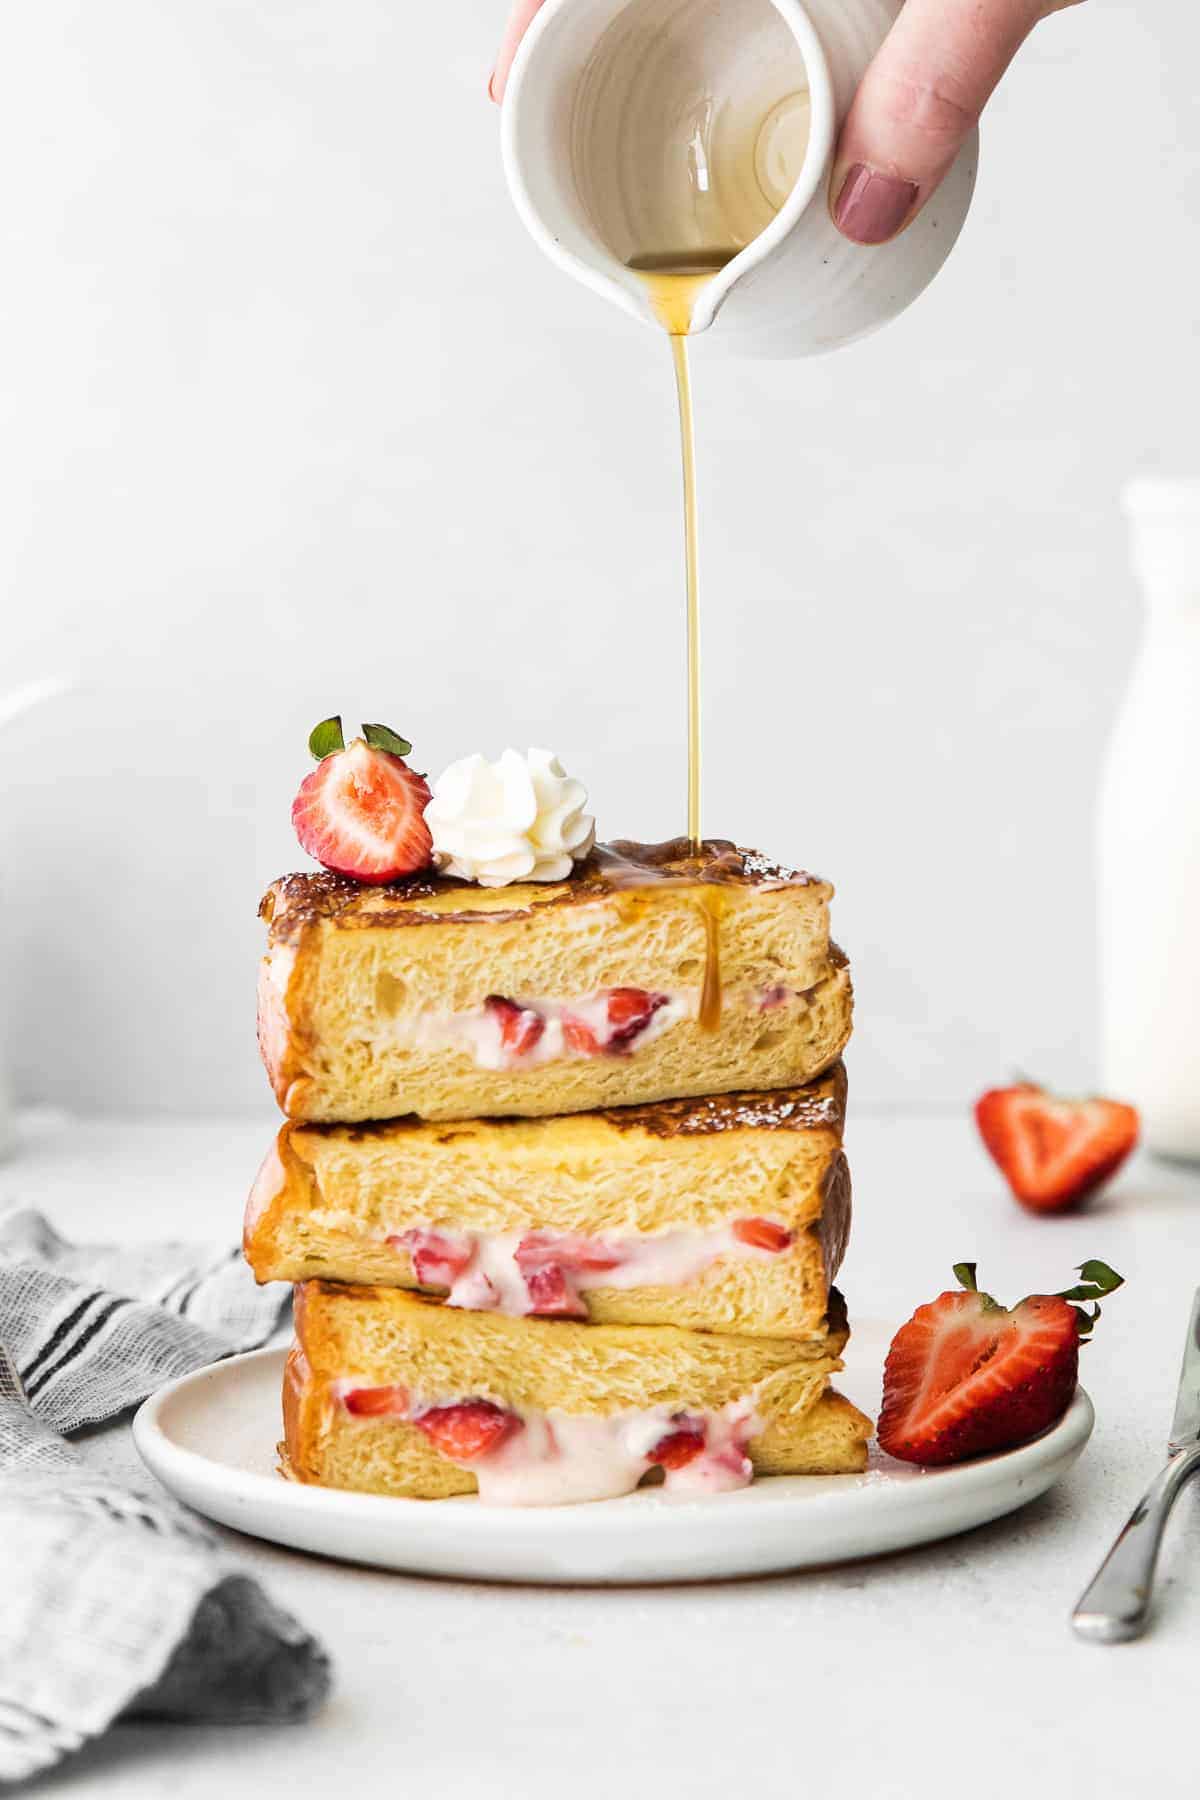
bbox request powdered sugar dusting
[722,1094,841,1131]
[740,850,816,885]
[614,1087,844,1137]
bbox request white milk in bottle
[1097,479,1200,1159]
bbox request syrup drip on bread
[593,843,727,1031]
[628,250,737,861]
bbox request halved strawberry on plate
[292,716,433,884]
[877,1259,1123,1467]
[975,1082,1139,1214]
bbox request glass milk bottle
[1097,480,1200,1159]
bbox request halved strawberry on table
[877,1259,1123,1467]
[975,1081,1139,1214]
[292,715,433,884]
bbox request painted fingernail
[833,165,918,245]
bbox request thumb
[830,0,1069,244]
[490,1,548,104]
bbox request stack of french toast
[246,837,870,1504]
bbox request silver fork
[1072,1288,1200,1642]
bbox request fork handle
[1072,1444,1200,1642]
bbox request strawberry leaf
[953,1262,978,1292]
[361,722,413,758]
[1077,1259,1124,1296]
[308,715,345,761]
[1054,1262,1123,1341]
[1058,1261,1124,1304]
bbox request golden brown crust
[817,1153,853,1288]
[260,837,827,947]
[244,1123,321,1259]
[596,1061,848,1138]
[281,1344,311,1475]
[309,1062,847,1144]
[256,940,315,1114]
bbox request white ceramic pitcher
[1098,481,1200,1161]
[0,676,73,1160]
[501,0,978,358]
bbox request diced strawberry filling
[390,1228,473,1289]
[604,987,669,1051]
[413,1399,522,1463]
[646,1417,708,1469]
[731,1217,794,1253]
[480,986,672,1063]
[516,1232,623,1275]
[515,1231,625,1318]
[759,985,790,1011]
[561,1015,602,1055]
[519,1262,589,1318]
[485,994,546,1056]
[343,1382,410,1417]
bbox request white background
[2,0,1194,1116]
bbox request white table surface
[7,1105,1200,1799]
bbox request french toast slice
[258,837,852,1123]
[246,1065,851,1340]
[283,1281,870,1503]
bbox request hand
[488,1,546,104]
[829,0,1082,243]
[488,0,1081,245]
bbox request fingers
[830,0,1075,244]
[490,0,547,104]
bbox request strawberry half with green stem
[292,716,433,884]
[974,1081,1139,1214]
[877,1259,1123,1467]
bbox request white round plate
[133,1321,1093,1585]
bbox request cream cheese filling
[305,1213,794,1318]
[335,1383,764,1506]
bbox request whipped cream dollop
[425,748,595,888]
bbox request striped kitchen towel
[0,1208,330,1784]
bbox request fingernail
[487,67,500,103]
[833,165,918,245]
